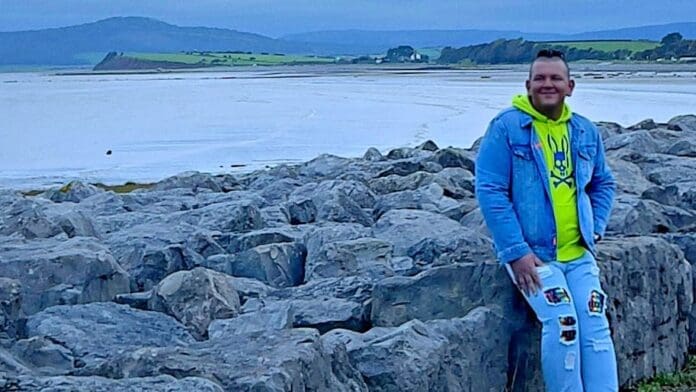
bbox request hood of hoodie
[512,94,572,123]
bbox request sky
[1,0,695,37]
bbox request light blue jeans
[506,251,618,392]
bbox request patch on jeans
[559,315,578,346]
[588,290,606,315]
[560,329,577,345]
[558,315,577,327]
[544,287,571,305]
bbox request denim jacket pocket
[512,145,534,160]
[578,144,597,160]
[577,144,597,187]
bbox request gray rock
[51,210,99,238]
[148,268,241,340]
[229,242,306,288]
[428,147,475,172]
[416,140,439,151]
[11,336,75,375]
[406,226,494,266]
[641,185,681,206]
[259,204,292,226]
[119,243,201,291]
[0,278,22,345]
[374,183,458,218]
[223,227,300,253]
[363,147,384,161]
[305,237,393,281]
[152,171,239,193]
[373,209,463,256]
[298,153,353,180]
[607,196,675,235]
[41,181,102,203]
[370,262,515,327]
[0,237,130,314]
[285,197,318,224]
[628,118,658,130]
[304,223,373,260]
[114,290,152,310]
[185,231,226,258]
[604,130,661,153]
[25,303,194,374]
[0,199,64,239]
[97,328,368,392]
[668,114,696,132]
[256,177,303,204]
[598,237,693,386]
[208,301,293,337]
[12,375,224,392]
[376,160,423,178]
[323,307,509,392]
[667,140,696,157]
[606,157,654,196]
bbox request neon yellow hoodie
[512,94,585,262]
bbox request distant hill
[0,16,314,66]
[282,22,696,53]
[2,17,695,66]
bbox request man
[475,50,618,391]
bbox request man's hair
[529,49,570,78]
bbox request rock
[0,199,63,239]
[416,140,439,151]
[368,171,438,195]
[604,130,661,153]
[607,196,675,235]
[304,223,373,260]
[96,328,368,392]
[51,210,99,238]
[642,185,681,206]
[119,243,200,291]
[628,118,658,131]
[189,200,265,233]
[25,303,194,374]
[406,226,493,266]
[285,197,318,224]
[440,199,479,221]
[41,181,102,203]
[305,237,393,282]
[290,183,374,227]
[597,237,693,386]
[323,307,509,392]
[595,121,627,139]
[152,171,239,193]
[668,114,696,132]
[148,268,241,340]
[256,177,303,204]
[11,336,75,375]
[376,160,423,177]
[114,290,152,310]
[428,147,475,172]
[0,278,22,345]
[373,183,458,218]
[373,209,463,256]
[0,237,130,315]
[208,301,293,337]
[363,147,384,161]
[12,375,224,391]
[370,262,516,327]
[229,242,306,288]
[222,227,300,253]
[386,147,417,160]
[606,157,654,196]
[298,153,353,180]
[667,140,696,157]
[185,231,226,258]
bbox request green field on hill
[542,40,660,52]
[126,51,336,66]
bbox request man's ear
[525,79,531,92]
[566,79,576,97]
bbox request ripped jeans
[506,251,618,392]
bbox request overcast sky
[1,0,695,37]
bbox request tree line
[437,33,695,64]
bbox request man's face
[526,58,575,111]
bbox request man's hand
[510,253,545,296]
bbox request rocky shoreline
[0,115,695,391]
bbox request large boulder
[25,303,194,374]
[323,306,509,392]
[96,328,368,392]
[373,209,464,256]
[0,237,130,314]
[0,278,22,345]
[370,262,516,327]
[148,268,241,340]
[304,237,394,282]
[11,375,224,391]
[228,242,306,288]
[40,181,103,203]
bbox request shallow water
[1,68,695,189]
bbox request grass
[125,51,336,66]
[541,40,660,53]
[632,356,696,392]
[22,181,153,197]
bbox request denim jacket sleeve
[587,124,616,238]
[475,118,532,264]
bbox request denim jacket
[475,107,616,264]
